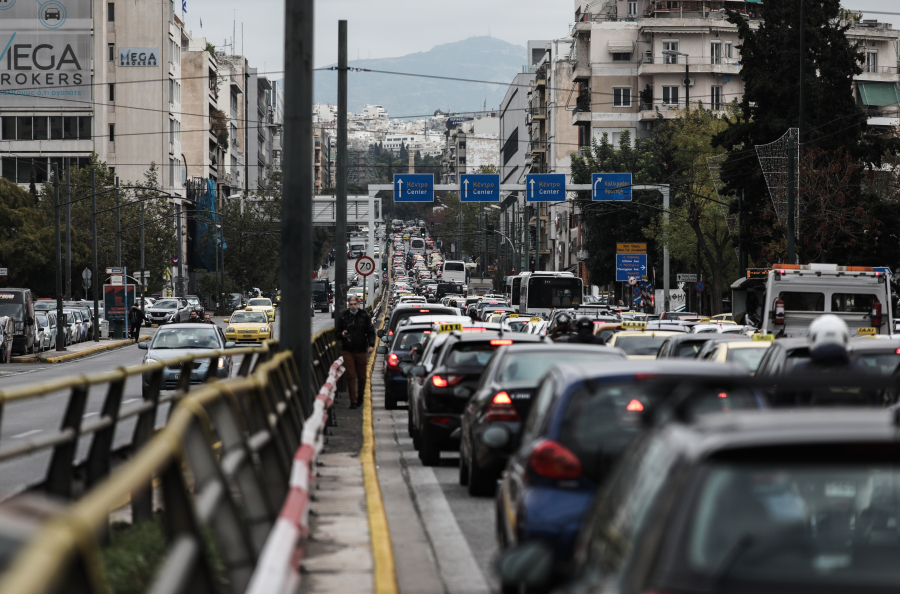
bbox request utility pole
[281,0,314,395]
[115,177,121,267]
[787,137,796,263]
[92,170,99,342]
[65,160,71,299]
[140,198,145,309]
[335,19,348,318]
[54,165,64,351]
[738,190,746,277]
[525,204,531,272]
[176,204,184,297]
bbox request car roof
[446,330,544,343]
[493,342,628,358]
[404,315,470,325]
[156,323,218,329]
[668,409,900,461]
[848,337,900,352]
[550,358,749,382]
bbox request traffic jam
[381,236,900,594]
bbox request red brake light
[626,399,644,412]
[388,353,400,368]
[718,392,728,398]
[419,309,430,313]
[491,339,514,345]
[463,327,487,331]
[485,391,521,422]
[528,440,583,480]
[423,330,431,334]
[388,329,394,335]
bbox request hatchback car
[408,330,544,465]
[502,408,900,594]
[139,324,234,395]
[495,360,759,590]
[224,310,272,344]
[460,343,627,496]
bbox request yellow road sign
[616,242,647,254]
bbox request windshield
[675,340,707,358]
[151,328,221,349]
[248,299,271,307]
[499,351,616,383]
[445,342,504,368]
[681,459,900,591]
[37,316,48,327]
[154,300,178,309]
[230,312,268,324]
[854,351,900,376]
[34,301,55,311]
[0,303,24,321]
[186,298,199,305]
[396,329,428,350]
[444,263,465,272]
[614,335,668,356]
[527,278,582,309]
[725,346,770,372]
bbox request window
[711,85,722,110]
[109,83,115,102]
[108,43,115,62]
[662,86,679,105]
[711,41,722,65]
[502,127,518,165]
[63,116,77,140]
[663,40,679,63]
[109,124,115,142]
[169,158,175,186]
[612,52,632,61]
[16,117,32,141]
[1,117,14,141]
[865,50,878,73]
[724,41,733,59]
[627,1,637,15]
[107,2,114,21]
[776,291,824,312]
[169,78,175,103]
[613,87,631,107]
[77,116,91,140]
[49,117,63,140]
[33,116,48,140]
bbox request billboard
[0,0,93,107]
[104,284,135,323]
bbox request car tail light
[626,399,644,412]
[388,353,400,368]
[529,440,582,480]
[490,339,514,345]
[423,330,431,334]
[463,327,487,332]
[432,375,464,388]
[388,329,394,335]
[773,298,785,325]
[485,391,521,422]
[872,301,882,329]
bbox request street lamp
[662,49,691,107]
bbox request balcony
[530,105,547,119]
[230,73,243,94]
[855,66,900,82]
[530,140,548,153]
[867,108,900,127]
[638,55,740,76]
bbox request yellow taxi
[246,297,275,321]
[701,334,773,374]
[403,234,410,241]
[274,289,281,307]
[348,286,367,302]
[225,309,272,344]
[606,321,680,360]
[711,313,733,322]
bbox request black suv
[407,330,543,466]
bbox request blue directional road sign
[592,173,632,201]
[460,174,500,202]
[394,174,434,202]
[874,267,892,277]
[615,253,647,282]
[526,174,566,202]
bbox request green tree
[0,179,55,294]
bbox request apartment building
[847,21,900,130]
[215,54,248,198]
[440,114,500,184]
[181,38,221,184]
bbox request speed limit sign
[355,256,376,277]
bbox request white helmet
[808,314,850,351]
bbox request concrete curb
[11,336,151,364]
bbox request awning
[608,40,635,53]
[859,82,900,107]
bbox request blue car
[377,322,433,409]
[495,360,763,590]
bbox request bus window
[527,277,582,309]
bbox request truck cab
[761,264,892,337]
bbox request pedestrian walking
[128,304,145,342]
[335,295,375,409]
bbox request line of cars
[378,287,900,593]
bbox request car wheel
[385,391,397,410]
[459,449,469,486]
[468,454,495,497]
[418,425,440,466]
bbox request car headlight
[218,358,226,368]
[226,327,235,333]
[260,328,269,334]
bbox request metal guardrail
[0,328,342,594]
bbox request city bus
[510,271,583,316]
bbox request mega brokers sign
[119,48,159,67]
[0,0,92,107]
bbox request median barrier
[0,329,342,594]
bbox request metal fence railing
[0,328,342,594]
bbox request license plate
[173,374,180,380]
[825,482,857,498]
[151,324,159,328]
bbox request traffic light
[421,229,426,237]
[430,221,434,228]
[382,260,388,271]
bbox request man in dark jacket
[565,317,605,344]
[128,304,145,342]
[335,295,375,408]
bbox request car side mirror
[496,541,554,589]
[376,346,387,354]
[411,365,426,377]
[138,342,149,350]
[453,386,472,398]
[225,341,236,348]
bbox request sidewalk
[11,330,155,364]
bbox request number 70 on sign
[355,256,375,276]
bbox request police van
[761,264,892,338]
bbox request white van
[441,261,467,285]
[409,237,426,256]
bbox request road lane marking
[11,430,41,439]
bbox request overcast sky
[180,0,900,78]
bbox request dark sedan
[408,330,544,466]
[495,360,760,592]
[139,324,234,396]
[459,343,626,496]
[377,322,432,409]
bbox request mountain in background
[313,36,527,117]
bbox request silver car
[139,324,235,396]
[61,310,80,346]
[36,313,57,351]
[145,298,190,326]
